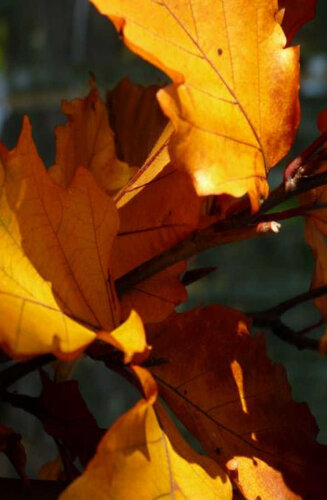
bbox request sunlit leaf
[99,310,151,364]
[90,0,299,210]
[0,117,120,358]
[50,78,132,194]
[60,399,231,500]
[148,305,327,499]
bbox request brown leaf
[148,305,327,499]
[40,370,105,467]
[0,423,27,480]
[107,77,168,167]
[278,0,317,46]
[112,165,201,322]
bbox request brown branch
[254,202,327,223]
[115,221,281,296]
[115,166,327,296]
[0,477,67,500]
[284,131,327,190]
[0,355,54,391]
[297,319,325,336]
[252,315,320,351]
[249,286,327,351]
[267,285,327,316]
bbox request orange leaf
[0,117,121,358]
[298,114,327,330]
[303,219,327,324]
[107,77,168,168]
[112,165,201,322]
[148,305,327,499]
[90,0,299,210]
[109,78,173,209]
[3,117,120,331]
[50,79,132,194]
[278,0,317,46]
[99,310,151,364]
[131,365,158,404]
[60,398,232,500]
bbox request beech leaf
[0,423,27,480]
[60,399,232,500]
[90,0,300,210]
[148,305,327,499]
[0,117,128,358]
[50,79,132,194]
[112,165,201,322]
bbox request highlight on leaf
[50,77,133,194]
[148,305,327,499]
[60,379,232,500]
[90,0,300,210]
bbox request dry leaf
[148,305,327,499]
[50,79,132,194]
[91,0,300,210]
[60,398,231,499]
[278,0,317,46]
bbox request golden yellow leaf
[0,117,121,358]
[90,0,299,210]
[99,310,151,364]
[60,398,231,500]
[50,79,132,194]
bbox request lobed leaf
[50,79,132,194]
[148,305,327,499]
[60,397,231,500]
[90,0,300,210]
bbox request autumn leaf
[60,368,232,500]
[107,77,168,168]
[0,423,26,480]
[100,310,151,364]
[278,0,317,46]
[90,0,299,210]
[39,370,105,468]
[0,116,135,358]
[112,165,201,322]
[107,79,201,322]
[109,78,173,208]
[148,305,327,500]
[298,112,327,342]
[50,78,132,194]
[304,221,327,325]
[2,117,120,330]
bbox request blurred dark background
[0,0,326,479]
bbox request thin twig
[252,316,320,351]
[249,286,327,351]
[0,355,54,390]
[115,222,281,295]
[267,285,327,316]
[115,167,327,295]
